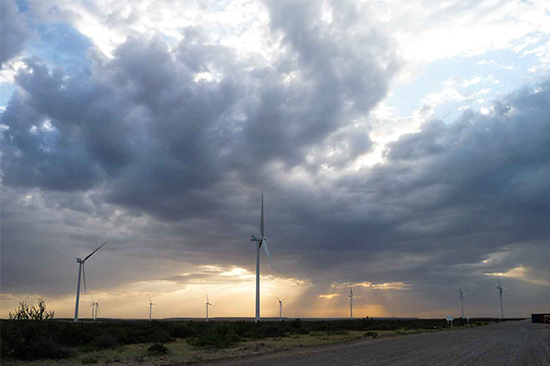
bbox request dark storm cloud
[0,0,398,299]
[0,0,32,66]
[1,0,395,220]
[1,1,549,317]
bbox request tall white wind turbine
[275,297,285,322]
[205,294,213,321]
[496,275,507,320]
[459,288,465,319]
[148,295,155,321]
[251,194,274,323]
[74,241,108,323]
[349,286,354,319]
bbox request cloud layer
[1,0,549,319]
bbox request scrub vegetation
[0,315,514,364]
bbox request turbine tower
[205,294,213,321]
[349,286,354,319]
[148,295,155,321]
[94,299,101,320]
[497,275,507,320]
[251,194,274,323]
[90,299,96,320]
[74,241,108,323]
[459,288,465,319]
[276,297,285,322]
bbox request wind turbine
[275,297,285,322]
[205,294,213,321]
[90,299,96,320]
[148,295,155,321]
[349,286,354,319]
[94,299,101,320]
[497,275,507,320]
[459,288,465,319]
[73,241,108,323]
[250,194,274,323]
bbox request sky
[1,0,549,320]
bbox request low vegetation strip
[0,316,512,365]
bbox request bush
[364,331,379,338]
[81,356,98,364]
[147,343,169,355]
[14,334,74,360]
[189,325,241,349]
[169,323,196,338]
[8,299,54,320]
[90,334,118,350]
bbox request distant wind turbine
[148,295,155,321]
[275,297,286,322]
[90,299,96,320]
[459,288,465,319]
[349,286,354,319]
[497,275,507,320]
[251,194,274,323]
[73,241,108,323]
[205,294,213,321]
[94,299,101,320]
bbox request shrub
[8,299,54,320]
[364,331,379,338]
[149,330,175,344]
[81,356,98,364]
[170,323,196,338]
[90,334,118,350]
[291,318,302,329]
[189,325,241,349]
[147,343,169,355]
[19,334,74,360]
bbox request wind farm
[2,0,550,364]
[2,194,545,366]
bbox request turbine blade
[262,240,274,270]
[497,274,502,287]
[82,263,87,294]
[148,295,152,303]
[350,286,353,296]
[459,288,463,296]
[206,294,209,303]
[84,241,108,262]
[282,297,286,302]
[275,296,281,302]
[58,249,73,258]
[260,193,264,238]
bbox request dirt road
[198,321,550,366]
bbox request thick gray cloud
[1,0,549,318]
[0,0,32,66]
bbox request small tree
[8,299,54,320]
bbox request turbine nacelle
[251,235,266,242]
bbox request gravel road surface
[197,321,550,366]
